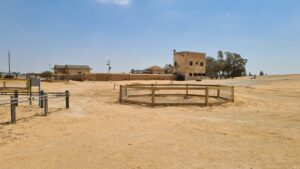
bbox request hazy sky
[0,0,299,74]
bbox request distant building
[53,65,92,75]
[173,50,206,80]
[131,66,165,74]
[131,69,151,74]
[145,66,165,74]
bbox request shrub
[174,74,185,81]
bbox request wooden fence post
[44,94,48,116]
[66,90,70,109]
[217,89,220,98]
[119,85,123,103]
[125,86,128,97]
[151,84,155,107]
[14,90,18,107]
[205,87,209,106]
[10,96,16,124]
[231,86,235,102]
[185,84,189,98]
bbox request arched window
[189,61,193,66]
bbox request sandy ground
[0,74,299,169]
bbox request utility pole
[106,60,111,81]
[106,60,111,73]
[8,50,11,76]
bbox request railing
[119,84,234,107]
[0,90,70,124]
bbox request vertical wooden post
[40,90,44,108]
[10,96,16,124]
[119,85,123,103]
[217,89,220,98]
[14,90,18,107]
[113,83,116,90]
[151,84,155,107]
[205,87,209,106]
[66,90,70,109]
[185,84,189,98]
[231,86,235,102]
[44,94,48,116]
[125,86,128,97]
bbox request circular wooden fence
[119,83,234,107]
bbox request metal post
[29,79,32,105]
[205,87,209,106]
[151,84,155,107]
[231,86,235,102]
[66,90,69,109]
[119,85,123,103]
[14,90,18,106]
[10,96,16,124]
[40,90,44,108]
[44,94,48,116]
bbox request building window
[174,62,177,66]
[189,73,193,76]
[196,62,199,65]
[189,61,193,66]
[193,73,197,76]
[197,73,201,76]
[200,62,204,66]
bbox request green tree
[260,71,264,76]
[164,64,173,74]
[40,71,52,80]
[216,50,225,78]
[224,52,248,78]
[206,56,218,79]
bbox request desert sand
[0,75,299,169]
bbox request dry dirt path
[0,76,299,169]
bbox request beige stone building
[173,50,206,80]
[53,65,92,75]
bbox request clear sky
[0,0,299,74]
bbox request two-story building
[173,50,206,80]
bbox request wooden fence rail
[119,84,234,107]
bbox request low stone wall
[53,73,174,81]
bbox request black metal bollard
[44,94,48,116]
[40,90,44,108]
[65,90,69,109]
[10,96,16,124]
[14,90,19,107]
